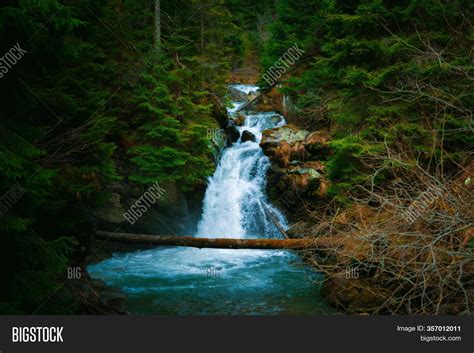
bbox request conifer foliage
[262,0,473,199]
[0,0,240,313]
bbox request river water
[88,84,334,315]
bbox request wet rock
[288,167,321,180]
[208,129,226,164]
[229,86,252,102]
[241,130,256,143]
[225,125,240,145]
[94,192,127,224]
[233,113,246,126]
[210,94,229,128]
[264,150,330,217]
[260,125,309,152]
[138,181,189,230]
[100,290,128,314]
[261,127,332,162]
[269,114,284,126]
[90,279,107,290]
[260,125,331,208]
[273,141,308,168]
[94,180,197,236]
[267,170,325,213]
[260,126,312,168]
[70,270,128,314]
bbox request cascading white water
[197,111,287,239]
[88,85,333,315]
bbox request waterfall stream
[197,111,287,239]
[88,85,334,315]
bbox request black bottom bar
[0,316,472,353]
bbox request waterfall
[197,110,287,239]
[87,84,331,315]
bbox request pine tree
[263,0,473,200]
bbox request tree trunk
[154,0,161,52]
[262,203,288,238]
[96,231,342,250]
[200,14,204,55]
[235,83,276,113]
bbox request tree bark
[235,50,318,113]
[235,84,276,113]
[96,231,342,250]
[154,0,161,52]
[261,203,288,238]
[200,14,204,55]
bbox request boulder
[288,167,321,180]
[260,125,309,152]
[260,127,332,162]
[321,273,386,313]
[100,289,128,314]
[233,113,246,126]
[71,271,128,314]
[225,125,240,145]
[241,130,256,143]
[265,160,330,218]
[229,86,252,102]
[93,192,129,225]
[208,129,226,164]
[260,126,309,167]
[90,279,107,290]
[268,114,285,126]
[303,131,332,159]
[288,160,303,166]
[264,140,308,168]
[133,181,189,233]
[259,124,333,217]
[210,94,229,128]
[94,180,197,236]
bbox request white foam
[231,84,259,95]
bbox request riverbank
[256,87,473,315]
[85,84,337,315]
[84,79,472,315]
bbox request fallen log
[261,203,288,239]
[96,231,343,250]
[235,85,274,113]
[234,50,318,113]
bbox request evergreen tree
[263,0,473,200]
